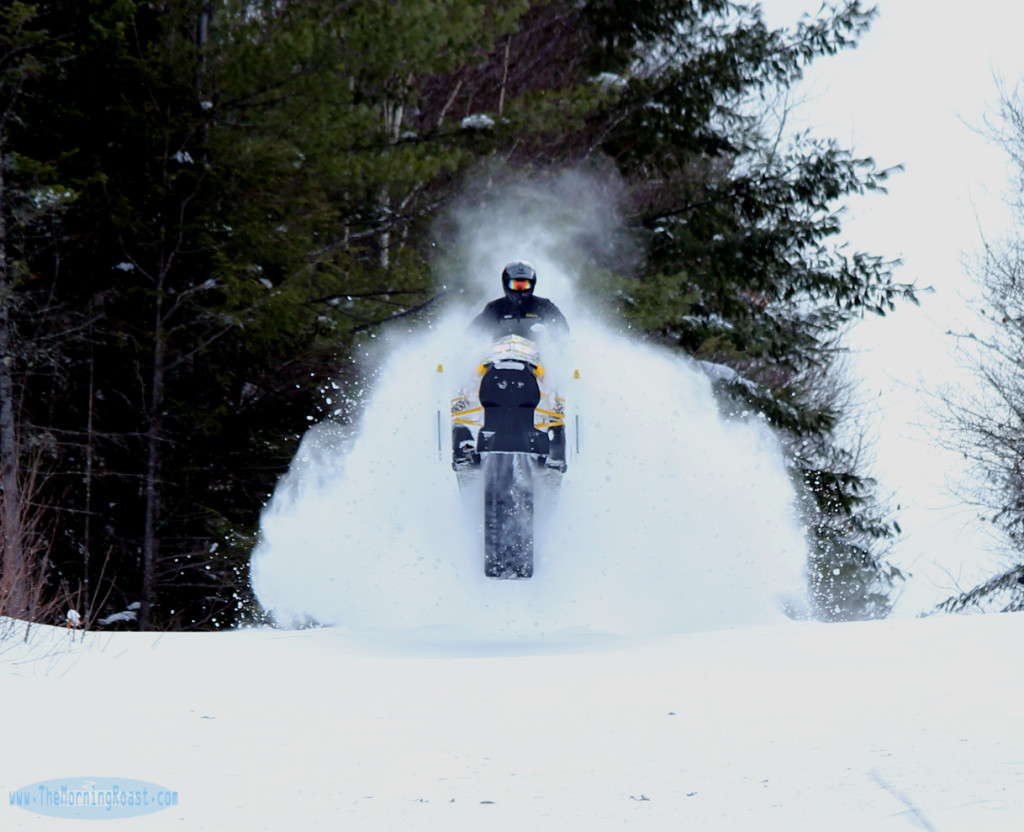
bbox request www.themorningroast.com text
[10,777,178,818]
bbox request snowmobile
[441,334,573,579]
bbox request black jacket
[470,295,569,340]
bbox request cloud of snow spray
[251,171,810,643]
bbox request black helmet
[501,260,537,304]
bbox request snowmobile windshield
[485,334,540,366]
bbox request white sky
[766,1,1024,612]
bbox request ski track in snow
[251,315,810,643]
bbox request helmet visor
[508,278,533,291]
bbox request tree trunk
[82,349,95,623]
[0,134,27,617]
[139,285,167,631]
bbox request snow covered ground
[7,181,1022,831]
[4,313,1022,830]
[3,611,1023,831]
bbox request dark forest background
[1,0,927,630]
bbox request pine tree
[3,0,550,628]
[584,1,915,619]
[431,0,916,617]
[1,0,918,627]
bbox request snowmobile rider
[454,260,569,473]
[470,260,569,340]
